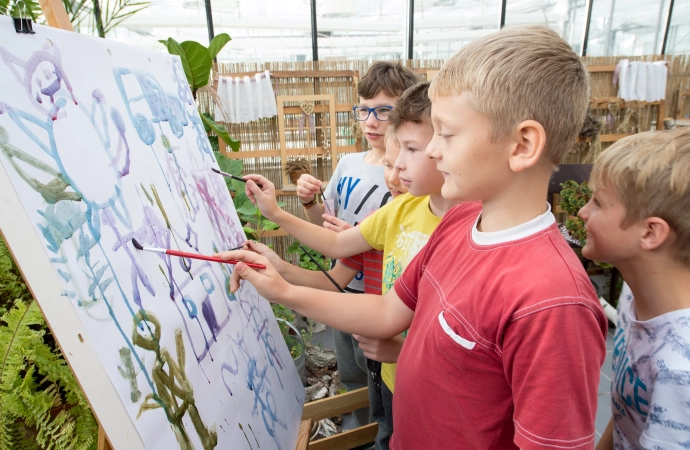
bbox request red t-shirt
[392,202,607,450]
[340,250,383,295]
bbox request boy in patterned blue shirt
[581,128,690,449]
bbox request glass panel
[504,0,588,55]
[107,0,313,63]
[316,0,406,60]
[585,0,670,56]
[412,0,502,60]
[665,0,690,54]
[106,0,209,49]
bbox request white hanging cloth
[653,61,668,102]
[214,70,277,123]
[614,60,668,102]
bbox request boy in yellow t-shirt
[358,191,441,392]
[229,82,458,447]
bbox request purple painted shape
[92,89,105,103]
[103,208,155,307]
[201,295,221,340]
[108,107,130,177]
[0,44,77,121]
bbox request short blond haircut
[429,26,590,166]
[590,128,690,267]
[384,126,398,147]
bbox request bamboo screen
[566,54,690,164]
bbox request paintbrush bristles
[131,238,144,250]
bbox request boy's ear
[639,217,673,251]
[508,120,546,173]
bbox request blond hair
[590,128,690,267]
[429,26,590,166]
[384,126,398,147]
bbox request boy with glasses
[295,62,419,440]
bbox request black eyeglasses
[352,105,394,121]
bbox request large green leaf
[216,154,243,177]
[260,219,279,231]
[236,199,259,218]
[158,38,172,51]
[161,38,193,86]
[200,113,241,151]
[180,41,213,89]
[214,154,243,191]
[208,33,232,60]
[231,179,246,195]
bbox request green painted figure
[132,310,217,450]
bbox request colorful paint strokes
[0,17,304,450]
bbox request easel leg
[98,423,113,450]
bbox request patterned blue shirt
[611,283,690,449]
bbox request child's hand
[322,214,352,233]
[243,174,281,219]
[353,334,405,364]
[216,250,291,300]
[296,174,322,203]
[243,240,284,272]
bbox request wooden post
[37,0,74,31]
[97,424,114,450]
[295,419,312,450]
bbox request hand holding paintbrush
[211,168,262,188]
[131,239,265,269]
[215,248,292,299]
[238,174,284,220]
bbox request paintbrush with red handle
[131,239,266,269]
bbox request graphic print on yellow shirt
[359,193,442,392]
[383,226,433,294]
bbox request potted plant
[272,304,307,386]
[284,158,311,185]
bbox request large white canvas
[0,17,304,450]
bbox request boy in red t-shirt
[221,26,607,449]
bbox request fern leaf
[1,299,97,450]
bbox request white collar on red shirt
[471,203,555,246]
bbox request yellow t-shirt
[359,193,442,392]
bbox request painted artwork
[0,17,304,450]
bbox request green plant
[214,153,285,240]
[559,180,592,246]
[0,238,97,450]
[273,308,304,359]
[272,304,295,337]
[299,319,316,348]
[0,236,31,317]
[159,35,240,152]
[286,240,330,272]
[559,181,612,268]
